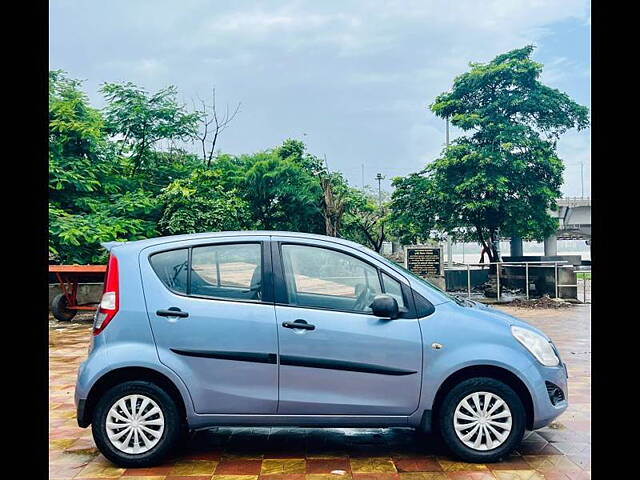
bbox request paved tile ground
[49,305,591,479]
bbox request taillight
[93,254,119,335]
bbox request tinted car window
[150,249,189,294]
[281,244,382,313]
[191,243,262,301]
[382,272,406,309]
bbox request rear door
[272,239,423,415]
[140,236,279,414]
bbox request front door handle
[282,319,315,330]
[156,307,189,318]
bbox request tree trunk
[319,177,344,237]
[488,228,501,263]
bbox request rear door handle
[156,308,189,318]
[282,320,315,330]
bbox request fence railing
[443,260,590,302]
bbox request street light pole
[445,116,450,147]
[375,173,384,207]
[445,116,453,267]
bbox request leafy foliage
[100,82,200,174]
[49,73,192,263]
[341,187,388,252]
[158,169,252,234]
[48,71,380,263]
[389,46,589,261]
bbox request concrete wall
[49,283,103,309]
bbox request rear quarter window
[149,249,189,294]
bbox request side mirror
[370,294,400,319]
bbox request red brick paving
[49,305,591,479]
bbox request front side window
[191,243,262,301]
[150,248,189,294]
[382,272,406,309]
[281,244,382,313]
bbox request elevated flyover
[544,197,591,255]
[554,197,591,240]
[508,197,591,257]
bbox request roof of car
[101,231,369,252]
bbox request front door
[141,238,278,414]
[273,240,423,415]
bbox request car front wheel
[91,381,183,467]
[438,377,525,463]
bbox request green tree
[50,71,404,263]
[341,187,388,252]
[208,140,326,233]
[101,82,200,175]
[158,169,252,234]
[241,151,324,231]
[49,72,161,264]
[389,46,589,261]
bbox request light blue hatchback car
[74,231,568,467]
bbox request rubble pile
[510,295,573,309]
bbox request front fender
[409,303,542,427]
[421,342,538,411]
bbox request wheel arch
[429,364,535,432]
[79,366,188,428]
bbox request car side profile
[74,231,568,467]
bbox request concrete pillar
[544,234,558,256]
[510,236,523,257]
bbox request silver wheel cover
[105,394,165,454]
[453,391,512,451]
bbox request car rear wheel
[51,293,77,321]
[92,381,183,468]
[438,377,525,463]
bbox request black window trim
[272,240,419,318]
[147,239,274,305]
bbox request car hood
[463,300,551,340]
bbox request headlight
[511,326,559,367]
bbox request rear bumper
[74,360,90,428]
[76,399,90,428]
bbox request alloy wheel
[453,391,512,451]
[105,394,165,454]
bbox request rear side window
[149,249,189,294]
[191,243,262,301]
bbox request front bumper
[529,361,569,430]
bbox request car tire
[438,377,525,463]
[91,381,184,468]
[51,293,77,321]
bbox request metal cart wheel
[51,293,77,321]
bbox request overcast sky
[49,0,590,196]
